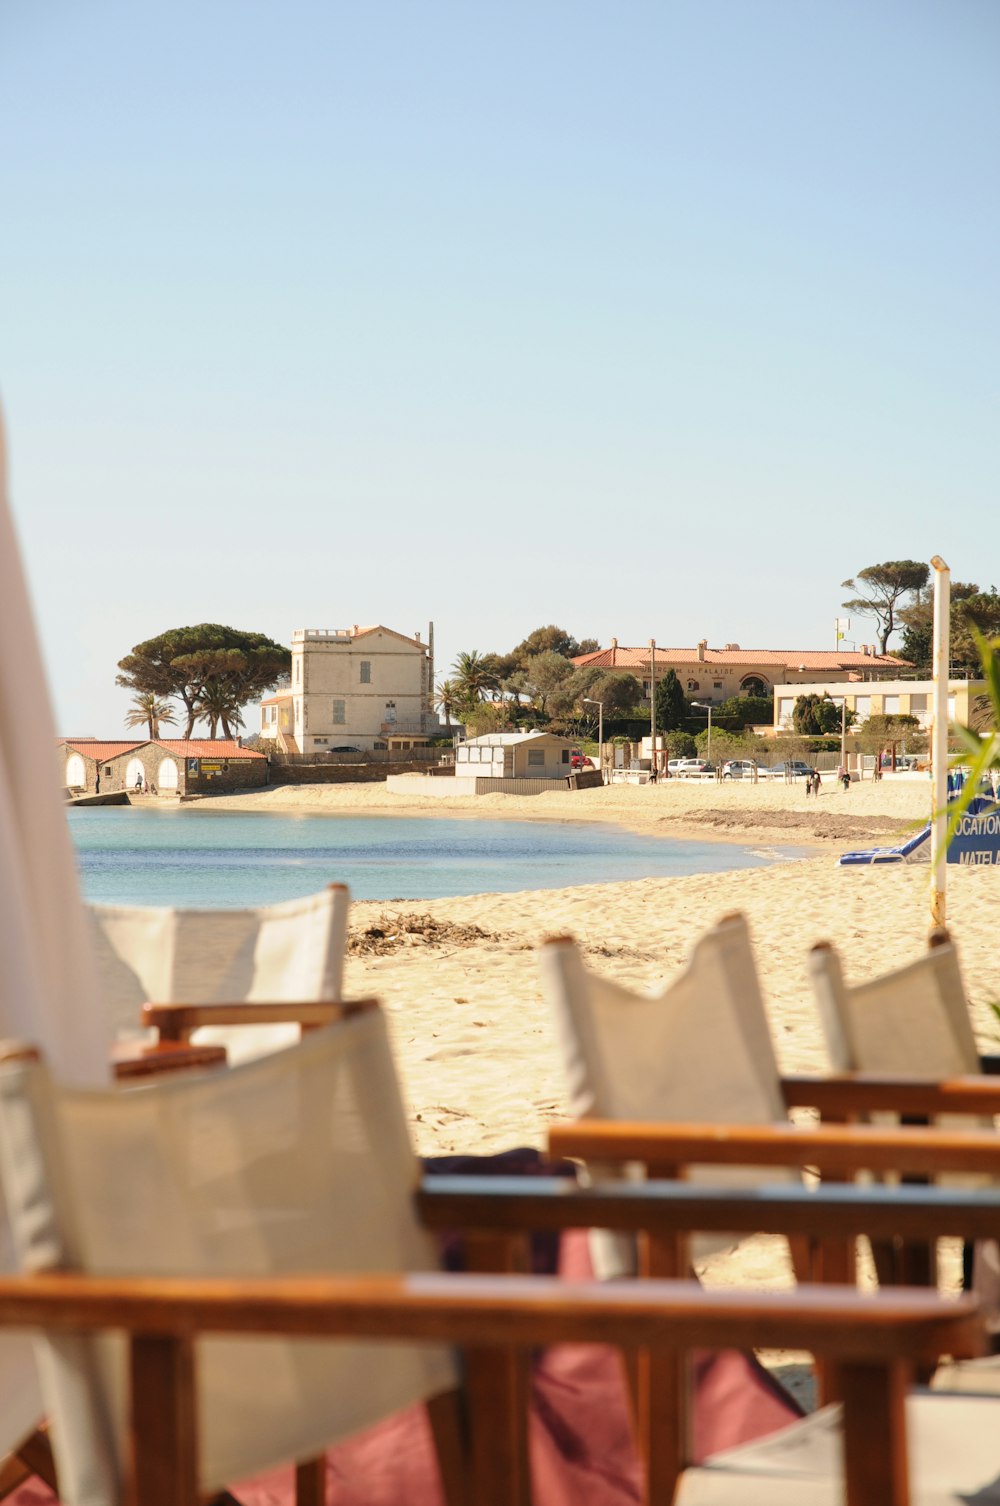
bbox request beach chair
[0,1018,987,1506]
[423,1123,1000,1504]
[539,911,802,1280]
[89,883,350,1069]
[809,927,980,1080]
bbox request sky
[2,0,998,736]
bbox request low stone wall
[271,761,433,785]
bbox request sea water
[68,807,803,907]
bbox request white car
[721,759,758,780]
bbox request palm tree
[434,679,459,728]
[194,680,246,739]
[451,650,496,704]
[124,693,177,740]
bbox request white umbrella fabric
[0,404,112,1451]
[0,406,110,1086]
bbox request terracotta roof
[260,692,293,706]
[63,741,144,761]
[571,645,911,671]
[151,739,266,760]
[62,739,266,761]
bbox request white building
[454,731,576,781]
[259,624,439,756]
[773,678,986,733]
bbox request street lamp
[690,701,713,761]
[582,697,604,780]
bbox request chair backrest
[0,1005,455,1506]
[89,883,350,1062]
[542,911,787,1127]
[540,912,793,1273]
[810,932,979,1075]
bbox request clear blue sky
[2,1,997,734]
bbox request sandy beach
[203,776,1000,1163]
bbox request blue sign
[948,797,1000,866]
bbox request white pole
[930,556,951,929]
[706,705,712,761]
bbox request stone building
[572,639,911,705]
[62,739,268,796]
[259,623,439,756]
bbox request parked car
[766,760,818,780]
[570,751,595,770]
[670,758,714,777]
[329,745,362,754]
[721,759,756,780]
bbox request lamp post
[691,701,713,761]
[582,697,604,779]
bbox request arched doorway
[740,676,770,699]
[125,757,146,792]
[157,758,179,792]
[65,753,86,789]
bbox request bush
[664,731,697,759]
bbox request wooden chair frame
[0,1269,978,1506]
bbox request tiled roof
[572,645,911,671]
[63,740,143,761]
[152,740,266,760]
[62,739,266,761]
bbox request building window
[294,659,301,684]
[527,749,545,767]
[713,681,723,690]
[332,699,346,725]
[687,679,700,692]
[909,693,928,712]
[883,695,900,715]
[561,750,570,763]
[740,676,769,698]
[314,738,328,746]
[854,696,871,721]
[360,660,371,684]
[384,701,396,725]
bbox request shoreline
[196,776,921,856]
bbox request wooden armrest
[416,1174,1000,1243]
[141,997,375,1041]
[112,1040,228,1080]
[0,1271,979,1362]
[547,1118,1000,1176]
[781,1072,1000,1118]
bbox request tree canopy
[841,560,929,655]
[117,625,290,739]
[898,581,1000,673]
[792,693,853,736]
[655,669,687,730]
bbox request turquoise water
[68,808,803,906]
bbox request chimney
[697,639,707,662]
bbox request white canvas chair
[0,1004,460,1506]
[0,1013,994,1506]
[89,883,350,1066]
[540,911,799,1277]
[809,929,980,1079]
